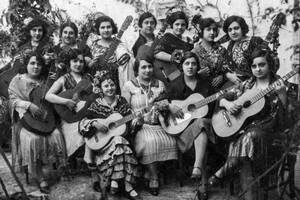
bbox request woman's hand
[93,120,109,133]
[131,115,144,127]
[221,99,242,115]
[43,52,55,65]
[169,104,184,119]
[212,75,223,88]
[29,103,45,118]
[118,53,130,65]
[226,72,241,85]
[65,99,77,111]
[198,67,210,77]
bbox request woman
[223,15,270,84]
[123,51,178,196]
[132,12,157,57]
[45,48,93,168]
[153,11,193,84]
[87,15,134,94]
[53,22,92,79]
[167,51,215,200]
[8,52,66,193]
[192,18,233,89]
[208,49,287,200]
[79,70,141,200]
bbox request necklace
[137,77,152,106]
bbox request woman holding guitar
[209,48,287,200]
[87,15,134,95]
[192,18,233,89]
[153,11,193,84]
[8,52,66,194]
[79,70,141,200]
[167,51,215,200]
[223,16,270,85]
[45,48,93,168]
[123,50,178,196]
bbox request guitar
[90,15,133,74]
[212,68,299,138]
[160,85,236,135]
[54,79,98,123]
[85,107,151,150]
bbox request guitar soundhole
[243,101,251,108]
[187,104,196,112]
[108,122,116,129]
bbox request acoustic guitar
[54,79,98,123]
[212,68,299,138]
[160,85,236,135]
[85,107,151,150]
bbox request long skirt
[134,124,178,164]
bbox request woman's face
[251,56,270,79]
[138,60,153,80]
[202,24,218,42]
[182,57,198,77]
[228,21,243,42]
[141,17,156,35]
[99,21,113,39]
[70,54,85,73]
[61,26,76,45]
[27,56,42,78]
[172,19,186,37]
[30,26,43,42]
[101,79,116,97]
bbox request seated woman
[153,11,193,84]
[209,48,287,200]
[122,51,178,196]
[192,18,233,89]
[8,52,66,193]
[45,48,93,168]
[87,15,134,94]
[167,51,215,200]
[79,70,141,200]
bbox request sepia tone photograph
[0,0,300,199]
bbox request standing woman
[8,52,66,193]
[223,15,269,84]
[132,12,157,57]
[208,49,287,200]
[45,48,93,167]
[192,18,233,89]
[153,11,193,83]
[87,16,134,94]
[79,71,141,200]
[123,51,178,196]
[53,22,92,78]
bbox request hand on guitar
[118,53,130,65]
[221,99,242,115]
[29,103,46,119]
[131,115,144,127]
[212,75,224,88]
[64,99,77,111]
[92,120,109,133]
[169,104,184,119]
[198,67,210,77]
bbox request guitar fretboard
[250,69,298,104]
[113,107,150,128]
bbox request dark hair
[26,18,48,42]
[198,18,219,38]
[58,47,87,74]
[60,22,78,38]
[167,11,189,29]
[138,12,157,28]
[223,15,249,36]
[180,51,200,71]
[95,16,118,35]
[251,48,276,75]
[19,51,48,79]
[134,45,154,76]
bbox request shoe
[38,179,50,194]
[148,179,159,196]
[208,174,222,187]
[125,189,143,200]
[191,167,202,180]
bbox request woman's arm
[154,52,172,62]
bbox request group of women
[2,8,289,200]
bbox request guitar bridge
[222,111,232,127]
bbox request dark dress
[132,33,154,57]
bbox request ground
[0,153,294,200]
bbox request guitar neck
[113,106,152,127]
[102,30,125,64]
[250,69,298,104]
